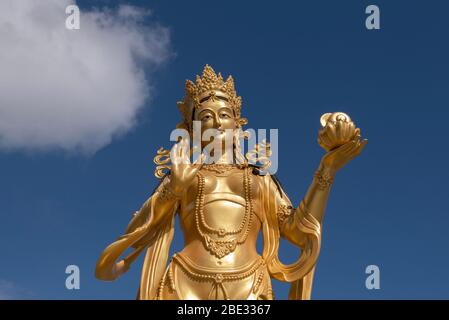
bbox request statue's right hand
[168,138,205,196]
[112,259,130,278]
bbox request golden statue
[95,65,367,300]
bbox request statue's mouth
[212,129,226,137]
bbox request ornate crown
[177,65,246,131]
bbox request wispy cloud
[0,0,170,154]
[0,279,33,300]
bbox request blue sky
[0,0,448,299]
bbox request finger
[343,140,357,153]
[193,153,206,167]
[333,140,355,153]
[335,120,342,140]
[347,139,368,159]
[340,121,348,141]
[183,136,190,151]
[319,132,332,149]
[171,144,179,164]
[358,139,368,153]
[322,134,334,149]
[317,135,323,146]
[352,130,361,143]
[327,123,337,143]
[343,121,353,141]
[175,140,186,164]
[343,140,359,156]
[178,139,185,160]
[346,122,355,140]
[191,144,200,161]
[180,138,190,164]
[183,139,191,164]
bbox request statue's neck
[213,149,234,164]
[205,145,235,165]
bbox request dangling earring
[234,127,248,166]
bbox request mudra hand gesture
[168,138,205,195]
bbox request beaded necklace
[194,166,253,258]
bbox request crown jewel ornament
[177,65,246,131]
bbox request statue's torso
[179,166,263,268]
[158,166,272,300]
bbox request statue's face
[193,92,237,152]
[194,91,237,135]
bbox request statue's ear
[237,118,248,127]
[319,113,332,127]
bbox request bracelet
[277,204,294,224]
[313,168,334,190]
[158,183,182,202]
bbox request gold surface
[95,65,367,300]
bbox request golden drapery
[95,173,321,300]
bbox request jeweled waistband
[172,253,265,282]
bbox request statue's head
[153,65,270,175]
[177,65,247,140]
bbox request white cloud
[0,0,170,154]
[0,279,32,299]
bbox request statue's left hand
[320,128,367,175]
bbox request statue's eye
[220,113,230,119]
[202,115,212,121]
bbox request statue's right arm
[95,175,180,281]
[126,175,180,235]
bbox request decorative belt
[171,253,266,300]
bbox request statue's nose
[215,116,222,129]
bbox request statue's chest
[186,169,260,200]
[203,172,244,194]
[180,170,262,229]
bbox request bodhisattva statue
[95,65,367,300]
